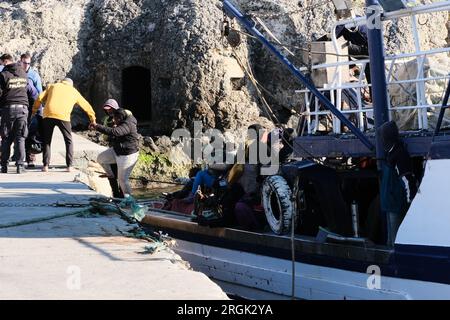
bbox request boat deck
[294,131,450,158]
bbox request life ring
[262,175,296,235]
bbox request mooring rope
[0,209,90,229]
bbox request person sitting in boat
[233,125,296,231]
[189,152,234,225]
[257,126,295,167]
[229,124,274,231]
[182,142,232,204]
[165,167,201,200]
[233,165,266,231]
[378,120,419,245]
[193,123,269,229]
[161,167,202,215]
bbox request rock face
[0,1,87,83]
[0,0,448,135]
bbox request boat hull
[174,239,450,300]
[142,211,450,300]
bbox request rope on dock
[0,208,91,229]
[0,196,174,255]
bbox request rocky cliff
[0,0,448,134]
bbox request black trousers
[1,106,28,167]
[108,164,124,198]
[25,115,43,163]
[42,118,73,167]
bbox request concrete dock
[0,130,228,300]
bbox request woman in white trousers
[90,108,139,197]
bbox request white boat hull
[174,239,450,300]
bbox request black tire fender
[262,175,297,235]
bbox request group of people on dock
[0,53,139,198]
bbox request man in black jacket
[100,98,124,198]
[0,54,29,174]
[89,108,139,198]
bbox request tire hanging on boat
[262,175,297,235]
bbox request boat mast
[366,0,390,168]
[366,0,391,244]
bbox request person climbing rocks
[31,77,96,172]
[0,53,30,174]
[90,108,139,198]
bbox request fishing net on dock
[88,196,147,223]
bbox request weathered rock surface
[0,0,448,134]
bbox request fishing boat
[141,0,450,299]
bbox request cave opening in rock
[122,66,152,122]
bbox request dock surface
[0,130,228,300]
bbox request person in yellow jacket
[32,78,96,172]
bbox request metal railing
[296,1,450,135]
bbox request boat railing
[296,1,450,135]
